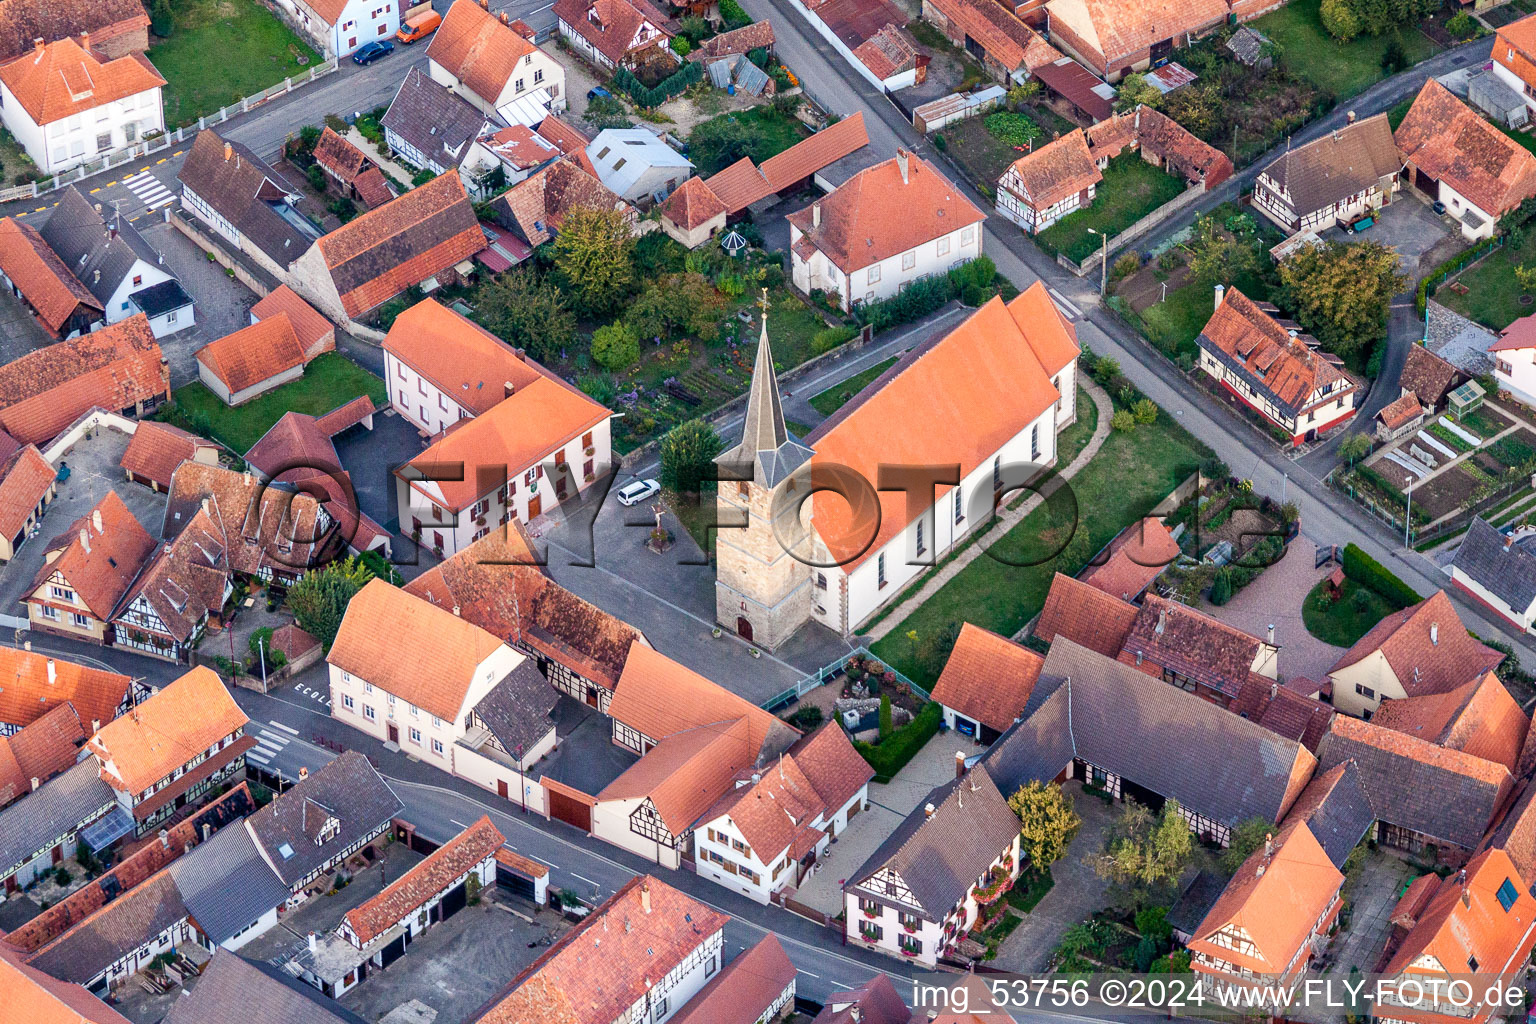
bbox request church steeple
[717,290,813,488]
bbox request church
[715,283,1081,649]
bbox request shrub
[1111,409,1136,432]
[578,374,615,404]
[1208,567,1233,606]
[1446,11,1476,38]
[719,0,751,26]
[984,111,1041,147]
[411,168,437,187]
[306,163,327,193]
[670,35,691,56]
[1132,398,1159,425]
[812,325,857,354]
[785,705,823,729]
[590,321,640,370]
[854,702,943,782]
[878,694,892,739]
[1111,252,1141,282]
[1341,543,1421,609]
[659,418,723,495]
[856,274,956,331]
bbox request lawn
[1436,231,1536,331]
[1253,0,1440,102]
[1302,577,1396,646]
[149,0,321,129]
[688,106,810,176]
[167,353,387,453]
[808,357,897,417]
[1133,268,1273,363]
[1055,385,1099,467]
[868,407,1209,684]
[1036,156,1188,264]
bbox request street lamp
[1404,473,1415,548]
[1087,227,1109,297]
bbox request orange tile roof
[0,647,129,734]
[400,375,610,512]
[1384,849,1536,982]
[1396,79,1536,218]
[1188,821,1342,974]
[476,876,729,1024]
[926,0,1058,70]
[1199,288,1352,417]
[1327,714,1513,789]
[120,422,216,491]
[1498,11,1536,62]
[483,124,561,171]
[666,935,796,1024]
[659,175,726,231]
[383,298,546,416]
[1034,571,1139,657]
[535,115,594,164]
[86,666,248,795]
[608,643,796,755]
[162,462,335,578]
[0,702,84,808]
[931,622,1045,733]
[494,156,630,247]
[0,947,132,1024]
[270,622,319,661]
[805,285,1076,567]
[1328,590,1504,698]
[549,0,674,66]
[427,0,538,106]
[852,24,917,80]
[1081,516,1180,601]
[0,314,166,446]
[599,718,754,833]
[0,444,53,538]
[28,489,154,620]
[1377,392,1423,431]
[313,127,371,183]
[194,313,307,395]
[1373,671,1529,773]
[785,720,874,813]
[314,170,483,318]
[786,152,984,272]
[250,285,333,357]
[327,578,509,720]
[702,113,870,214]
[0,37,164,126]
[1044,0,1225,66]
[1003,129,1101,213]
[0,217,103,335]
[345,815,505,944]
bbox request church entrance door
[736,616,754,642]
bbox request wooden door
[528,495,542,519]
[736,616,753,642]
[498,779,510,799]
[388,723,399,744]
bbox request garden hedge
[854,701,942,782]
[1341,542,1421,611]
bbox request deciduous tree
[1186,216,1261,290]
[590,321,640,371]
[1277,240,1405,363]
[552,207,635,317]
[659,418,723,496]
[1008,781,1083,868]
[288,557,375,652]
[474,271,576,361]
[1092,801,1193,894]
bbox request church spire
[740,289,789,454]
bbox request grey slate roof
[1315,726,1505,851]
[40,187,167,305]
[245,750,403,889]
[985,639,1312,828]
[1167,870,1226,939]
[715,315,813,488]
[178,130,314,267]
[1258,113,1400,217]
[472,661,559,761]
[0,759,113,876]
[132,279,194,319]
[844,764,1018,922]
[381,67,490,173]
[166,820,291,945]
[1452,518,1536,615]
[164,951,371,1024]
[1288,761,1374,869]
[28,872,189,984]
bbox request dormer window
[317,817,340,844]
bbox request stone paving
[1329,849,1415,975]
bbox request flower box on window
[900,946,920,957]
[902,920,918,933]
[862,906,880,919]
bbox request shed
[1469,69,1529,129]
[1448,379,1486,420]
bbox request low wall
[43,408,139,463]
[1061,182,1209,278]
[169,212,279,298]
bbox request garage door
[498,863,538,900]
[440,880,468,920]
[380,934,407,968]
[549,789,592,832]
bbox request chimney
[452,605,461,617]
[308,932,320,953]
[1264,832,1273,859]
[513,348,527,361]
[896,149,909,185]
[1214,283,1224,311]
[200,497,212,517]
[1347,109,1357,123]
[1267,624,1275,644]
[640,881,652,913]
[30,776,39,792]
[79,30,88,51]
[1155,608,1166,635]
[812,201,821,229]
[159,828,170,849]
[504,381,516,399]
[850,1009,861,1024]
[92,508,103,534]
[224,141,233,162]
[955,750,965,778]
[79,528,90,554]
[91,719,100,734]
[299,765,310,781]
[480,0,488,8]
[1270,681,1278,700]
[32,37,42,55]
[500,10,510,22]
[1135,650,1143,666]
[93,269,100,284]
[46,659,55,685]
[1431,622,1439,646]
[202,823,212,841]
[924,802,935,818]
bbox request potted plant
[711,626,723,638]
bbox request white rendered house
[271,0,399,56]
[428,0,567,125]
[789,151,985,312]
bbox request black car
[352,40,395,65]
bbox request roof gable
[1396,78,1536,217]
[427,0,538,106]
[931,622,1044,733]
[87,667,247,794]
[1327,590,1504,697]
[383,298,544,415]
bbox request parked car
[395,9,441,42]
[588,86,613,101]
[352,40,395,65]
[616,479,661,506]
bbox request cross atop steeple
[757,288,771,317]
[715,290,813,488]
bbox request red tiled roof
[427,0,538,106]
[86,667,248,795]
[666,935,796,1024]
[805,285,1076,568]
[851,24,917,80]
[1002,129,1101,212]
[1080,516,1180,601]
[931,622,1044,733]
[269,623,319,661]
[120,422,216,491]
[0,646,130,734]
[0,218,103,335]
[194,314,307,395]
[659,175,726,231]
[483,124,562,170]
[1377,392,1423,431]
[1328,590,1504,698]
[926,0,1058,71]
[314,127,371,183]
[28,489,154,620]
[0,314,167,446]
[1119,594,1270,701]
[345,815,505,944]
[786,152,984,272]
[0,947,133,1024]
[352,166,395,209]
[609,643,795,755]
[0,444,53,539]
[1397,79,1536,218]
[0,702,84,808]
[1373,671,1529,773]
[250,284,334,357]
[702,112,869,214]
[1044,0,1226,67]
[476,876,728,1024]
[550,0,674,65]
[786,720,873,813]
[1034,571,1139,657]
[1199,288,1352,417]
[600,718,755,833]
[1383,849,1536,982]
[383,298,546,416]
[0,37,164,126]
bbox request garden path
[864,378,1114,642]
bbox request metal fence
[760,645,931,712]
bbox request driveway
[1328,849,1415,973]
[139,219,261,389]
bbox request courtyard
[1035,156,1188,264]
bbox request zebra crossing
[121,170,176,214]
[247,721,297,767]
